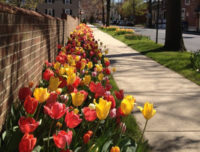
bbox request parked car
[125,21,134,26]
[119,20,126,26]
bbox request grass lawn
[99,28,200,86]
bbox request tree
[3,0,44,9]
[101,0,105,25]
[164,0,186,51]
[121,0,147,18]
[106,0,110,26]
[148,0,152,28]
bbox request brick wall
[0,3,79,131]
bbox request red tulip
[18,87,32,101]
[105,83,112,91]
[104,68,111,75]
[105,60,110,67]
[65,110,82,128]
[46,92,58,105]
[43,69,54,81]
[104,95,116,109]
[114,90,124,100]
[18,117,39,134]
[117,107,125,117]
[19,133,37,152]
[23,96,38,115]
[89,81,105,98]
[56,55,65,64]
[59,77,67,88]
[53,130,73,149]
[72,77,81,88]
[83,107,97,121]
[57,44,62,49]
[83,133,90,144]
[44,102,66,119]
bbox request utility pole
[156,0,160,43]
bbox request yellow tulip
[98,53,102,58]
[54,62,60,70]
[120,95,135,115]
[98,73,104,81]
[75,56,81,62]
[67,73,76,86]
[138,102,156,120]
[48,77,61,91]
[33,88,50,103]
[87,62,93,69]
[59,67,65,75]
[105,49,109,54]
[66,66,75,76]
[104,57,109,63]
[81,60,86,70]
[95,64,103,72]
[83,75,91,85]
[71,92,85,106]
[110,146,120,152]
[94,98,111,120]
[112,67,116,72]
[73,108,79,114]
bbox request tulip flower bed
[0,24,156,152]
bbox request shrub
[191,50,200,71]
[115,28,134,35]
[124,33,149,40]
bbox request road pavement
[119,26,200,52]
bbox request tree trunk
[148,0,152,28]
[164,0,186,51]
[106,0,110,26]
[102,0,105,25]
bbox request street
[119,26,200,52]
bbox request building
[182,0,200,31]
[151,0,200,32]
[37,0,80,18]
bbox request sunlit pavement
[91,25,200,152]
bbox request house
[151,0,200,32]
[37,0,80,18]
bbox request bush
[115,28,134,35]
[124,33,149,40]
[191,50,200,71]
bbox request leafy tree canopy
[122,0,147,17]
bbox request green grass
[100,28,200,86]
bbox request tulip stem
[137,120,148,152]
[93,121,100,138]
[48,120,54,151]
[35,104,42,121]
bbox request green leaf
[2,131,6,141]
[101,139,113,152]
[32,145,42,152]
[74,147,82,152]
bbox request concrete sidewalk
[91,26,200,152]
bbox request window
[45,0,53,4]
[65,9,72,15]
[45,9,54,16]
[64,0,71,4]
[182,8,185,20]
[185,0,190,5]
